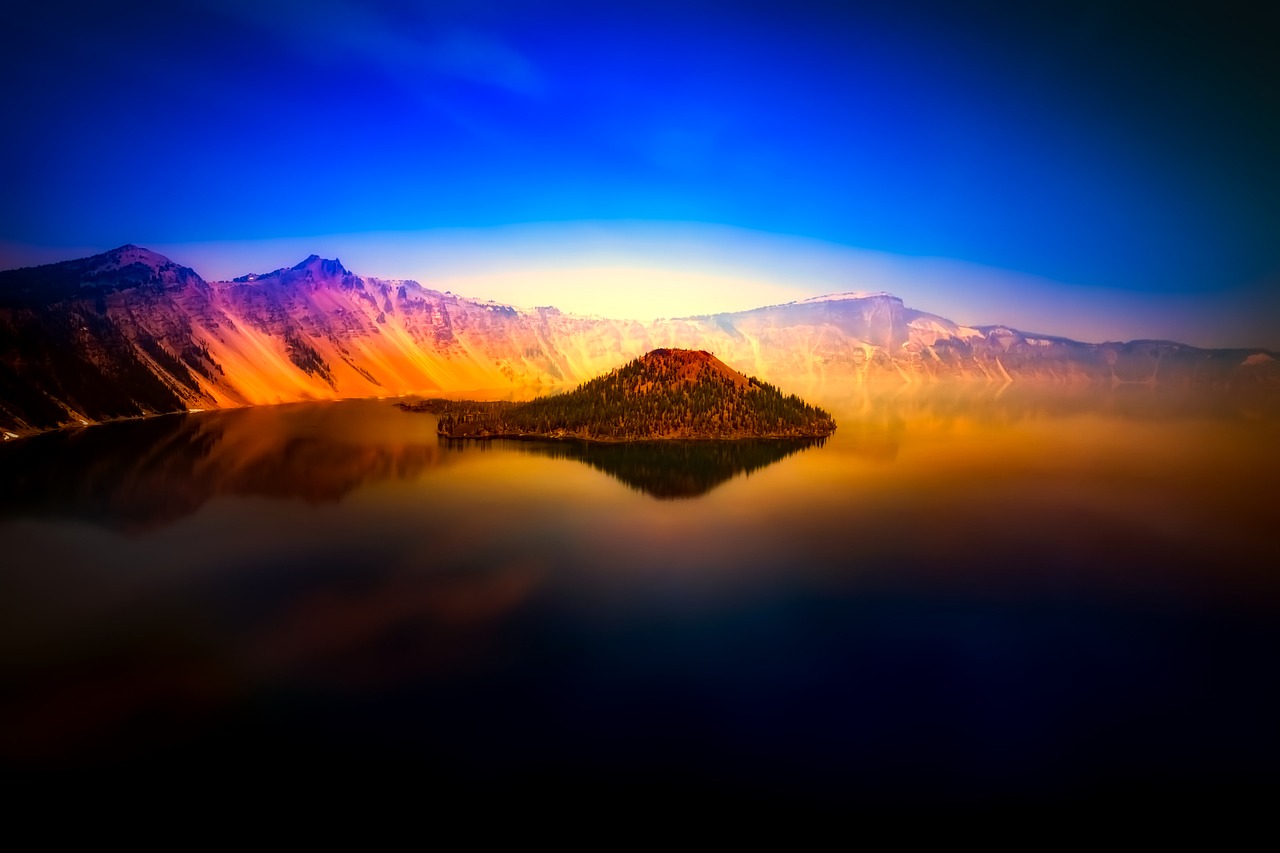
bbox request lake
[1,384,1277,806]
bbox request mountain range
[1,245,1275,436]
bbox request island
[399,348,836,441]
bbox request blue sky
[2,0,1278,346]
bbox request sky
[2,0,1278,347]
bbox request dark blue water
[1,389,1276,806]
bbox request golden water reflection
[1,383,1277,796]
[4,382,1272,533]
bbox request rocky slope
[1,245,1276,435]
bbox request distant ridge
[1,246,1276,437]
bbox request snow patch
[908,318,955,335]
[797,291,894,304]
[3,431,18,441]
[456,295,533,315]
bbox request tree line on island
[401,348,836,441]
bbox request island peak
[407,348,835,442]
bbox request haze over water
[2,384,1276,803]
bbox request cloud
[431,28,544,96]
[202,0,544,97]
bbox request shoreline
[436,429,835,444]
[0,388,529,443]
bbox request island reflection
[443,436,827,499]
[1,383,1275,533]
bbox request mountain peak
[635,348,751,390]
[428,347,835,443]
[0,244,201,310]
[228,254,352,285]
[642,347,716,362]
[291,255,350,278]
[101,244,175,270]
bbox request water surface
[1,385,1276,804]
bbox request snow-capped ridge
[464,296,527,315]
[716,290,904,319]
[796,291,897,304]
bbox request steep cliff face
[1,246,1275,435]
[0,246,229,430]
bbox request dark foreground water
[1,384,1277,806]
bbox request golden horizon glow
[140,222,1260,347]
[3,221,1268,348]
[434,266,799,319]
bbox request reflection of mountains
[823,381,1280,430]
[5,382,1274,530]
[450,437,827,499]
[0,406,444,533]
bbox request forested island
[400,348,836,441]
